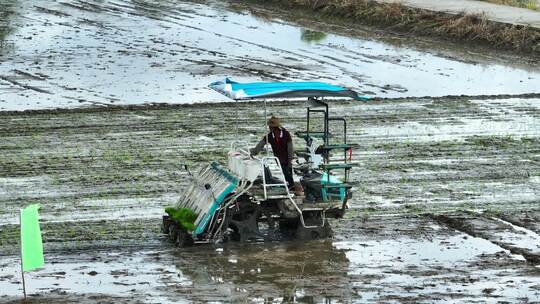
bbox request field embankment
[481,0,539,11]
[246,0,540,54]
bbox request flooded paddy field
[0,95,539,302]
[1,0,540,110]
[1,0,540,302]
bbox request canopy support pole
[264,99,269,157]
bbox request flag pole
[19,209,27,300]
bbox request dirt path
[378,0,540,28]
[0,95,539,302]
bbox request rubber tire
[176,229,194,248]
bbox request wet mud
[1,216,539,303]
[0,0,540,110]
[434,211,540,264]
[0,94,539,302]
[1,0,540,302]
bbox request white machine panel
[227,150,261,182]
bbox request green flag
[20,204,44,272]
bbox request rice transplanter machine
[162,78,368,246]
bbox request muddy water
[1,217,538,303]
[0,0,539,110]
[0,95,539,302]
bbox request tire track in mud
[497,212,540,234]
[9,0,319,105]
[433,212,540,265]
[0,75,51,94]
[2,0,540,110]
[90,0,335,73]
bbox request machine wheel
[166,220,194,247]
[176,229,194,248]
[278,218,298,239]
[295,215,333,240]
[229,200,263,242]
[162,215,172,234]
[168,224,179,242]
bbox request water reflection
[171,240,351,303]
[300,29,327,43]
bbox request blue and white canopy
[209,78,368,101]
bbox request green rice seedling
[165,207,197,231]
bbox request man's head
[267,116,281,130]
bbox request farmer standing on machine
[250,116,295,189]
